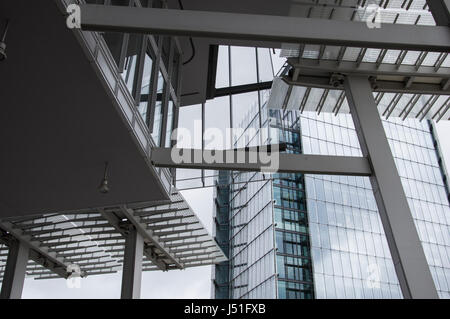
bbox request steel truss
[0,192,226,298]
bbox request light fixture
[98,162,110,194]
[0,19,10,62]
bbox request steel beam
[78,5,450,52]
[213,81,273,98]
[0,222,71,279]
[344,75,439,299]
[427,0,450,26]
[121,226,144,299]
[287,58,450,79]
[98,209,168,270]
[283,76,450,95]
[120,207,184,269]
[150,148,372,176]
[0,240,29,299]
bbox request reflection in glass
[138,51,153,123]
[152,71,164,146]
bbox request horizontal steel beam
[288,58,450,79]
[283,76,450,95]
[150,148,372,176]
[79,5,450,52]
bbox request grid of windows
[300,112,450,299]
[87,0,181,151]
[229,174,276,299]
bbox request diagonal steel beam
[344,75,439,299]
[426,0,450,26]
[0,222,71,280]
[78,5,450,52]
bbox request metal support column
[0,240,29,299]
[121,226,144,299]
[426,0,450,26]
[344,75,439,299]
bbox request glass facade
[301,112,450,299]
[212,45,450,299]
[213,171,231,299]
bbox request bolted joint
[0,229,15,246]
[0,41,6,61]
[329,73,345,88]
[369,76,378,90]
[118,221,135,235]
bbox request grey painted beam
[0,240,29,299]
[98,209,168,270]
[288,58,450,79]
[150,148,372,176]
[426,0,450,26]
[344,75,439,299]
[283,76,450,95]
[213,81,273,98]
[121,226,143,299]
[0,222,71,279]
[120,207,184,269]
[79,5,450,52]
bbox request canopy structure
[0,191,226,283]
[268,76,449,122]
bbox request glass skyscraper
[211,46,450,300]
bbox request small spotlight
[0,42,6,61]
[0,19,10,62]
[98,162,110,194]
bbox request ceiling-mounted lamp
[98,162,110,194]
[0,19,10,62]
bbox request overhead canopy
[0,0,170,219]
[0,191,226,281]
[267,75,449,122]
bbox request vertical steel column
[121,226,144,299]
[132,34,148,107]
[344,75,439,299]
[426,0,450,26]
[0,240,29,299]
